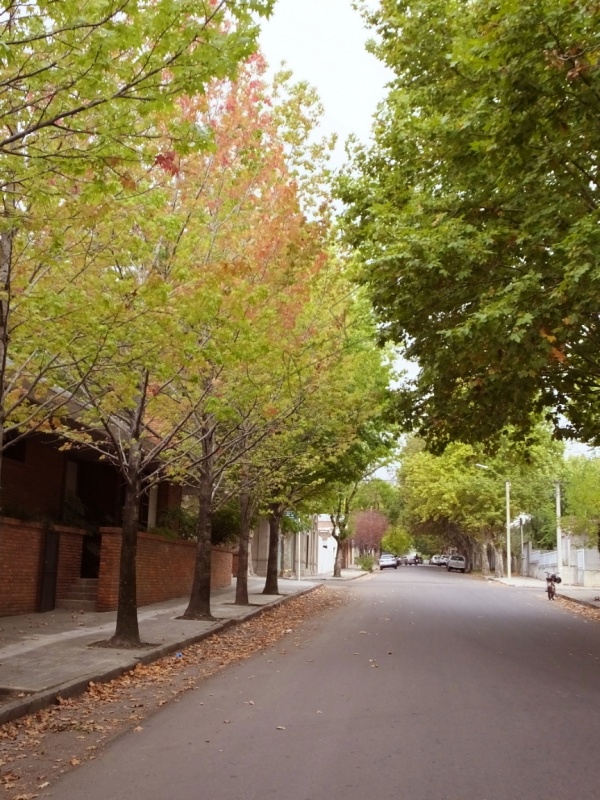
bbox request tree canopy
[396,425,564,573]
[341,0,600,450]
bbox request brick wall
[55,528,86,601]
[96,529,122,612]
[0,518,44,614]
[0,518,86,615]
[97,528,233,612]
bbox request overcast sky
[259,0,391,167]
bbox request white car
[430,554,442,565]
[447,554,466,573]
[379,553,398,570]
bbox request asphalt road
[49,568,600,800]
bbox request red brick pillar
[97,528,122,611]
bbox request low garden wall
[0,517,86,615]
[97,528,233,611]
[0,518,233,615]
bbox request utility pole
[505,480,511,581]
[555,481,562,577]
[296,530,301,582]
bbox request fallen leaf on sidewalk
[276,726,286,730]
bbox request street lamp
[476,464,512,580]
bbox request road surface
[49,567,600,799]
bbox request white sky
[259,0,392,167]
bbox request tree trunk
[333,533,343,577]
[183,427,215,619]
[263,505,281,595]
[109,472,142,647]
[0,178,15,511]
[492,541,504,578]
[481,538,490,576]
[235,491,253,605]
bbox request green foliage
[356,554,375,572]
[156,507,198,541]
[342,0,600,449]
[397,425,563,551]
[156,501,242,546]
[380,526,412,556]
[353,478,401,525]
[562,457,600,547]
[211,503,242,548]
[281,512,311,536]
[1,0,274,177]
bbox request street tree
[398,426,563,575]
[380,525,413,558]
[351,509,389,555]
[169,63,337,618]
[0,1,274,491]
[562,456,600,549]
[341,0,600,450]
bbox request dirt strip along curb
[0,585,318,727]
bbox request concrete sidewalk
[488,574,600,609]
[0,569,365,725]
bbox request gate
[39,529,59,612]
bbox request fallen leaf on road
[133,726,143,733]
[0,587,346,799]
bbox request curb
[485,577,600,610]
[558,594,600,611]
[0,585,318,727]
[318,571,369,582]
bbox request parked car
[447,554,466,573]
[379,553,398,570]
[398,555,408,565]
[430,555,442,566]
[438,554,450,567]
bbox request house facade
[249,513,353,579]
[0,433,232,616]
